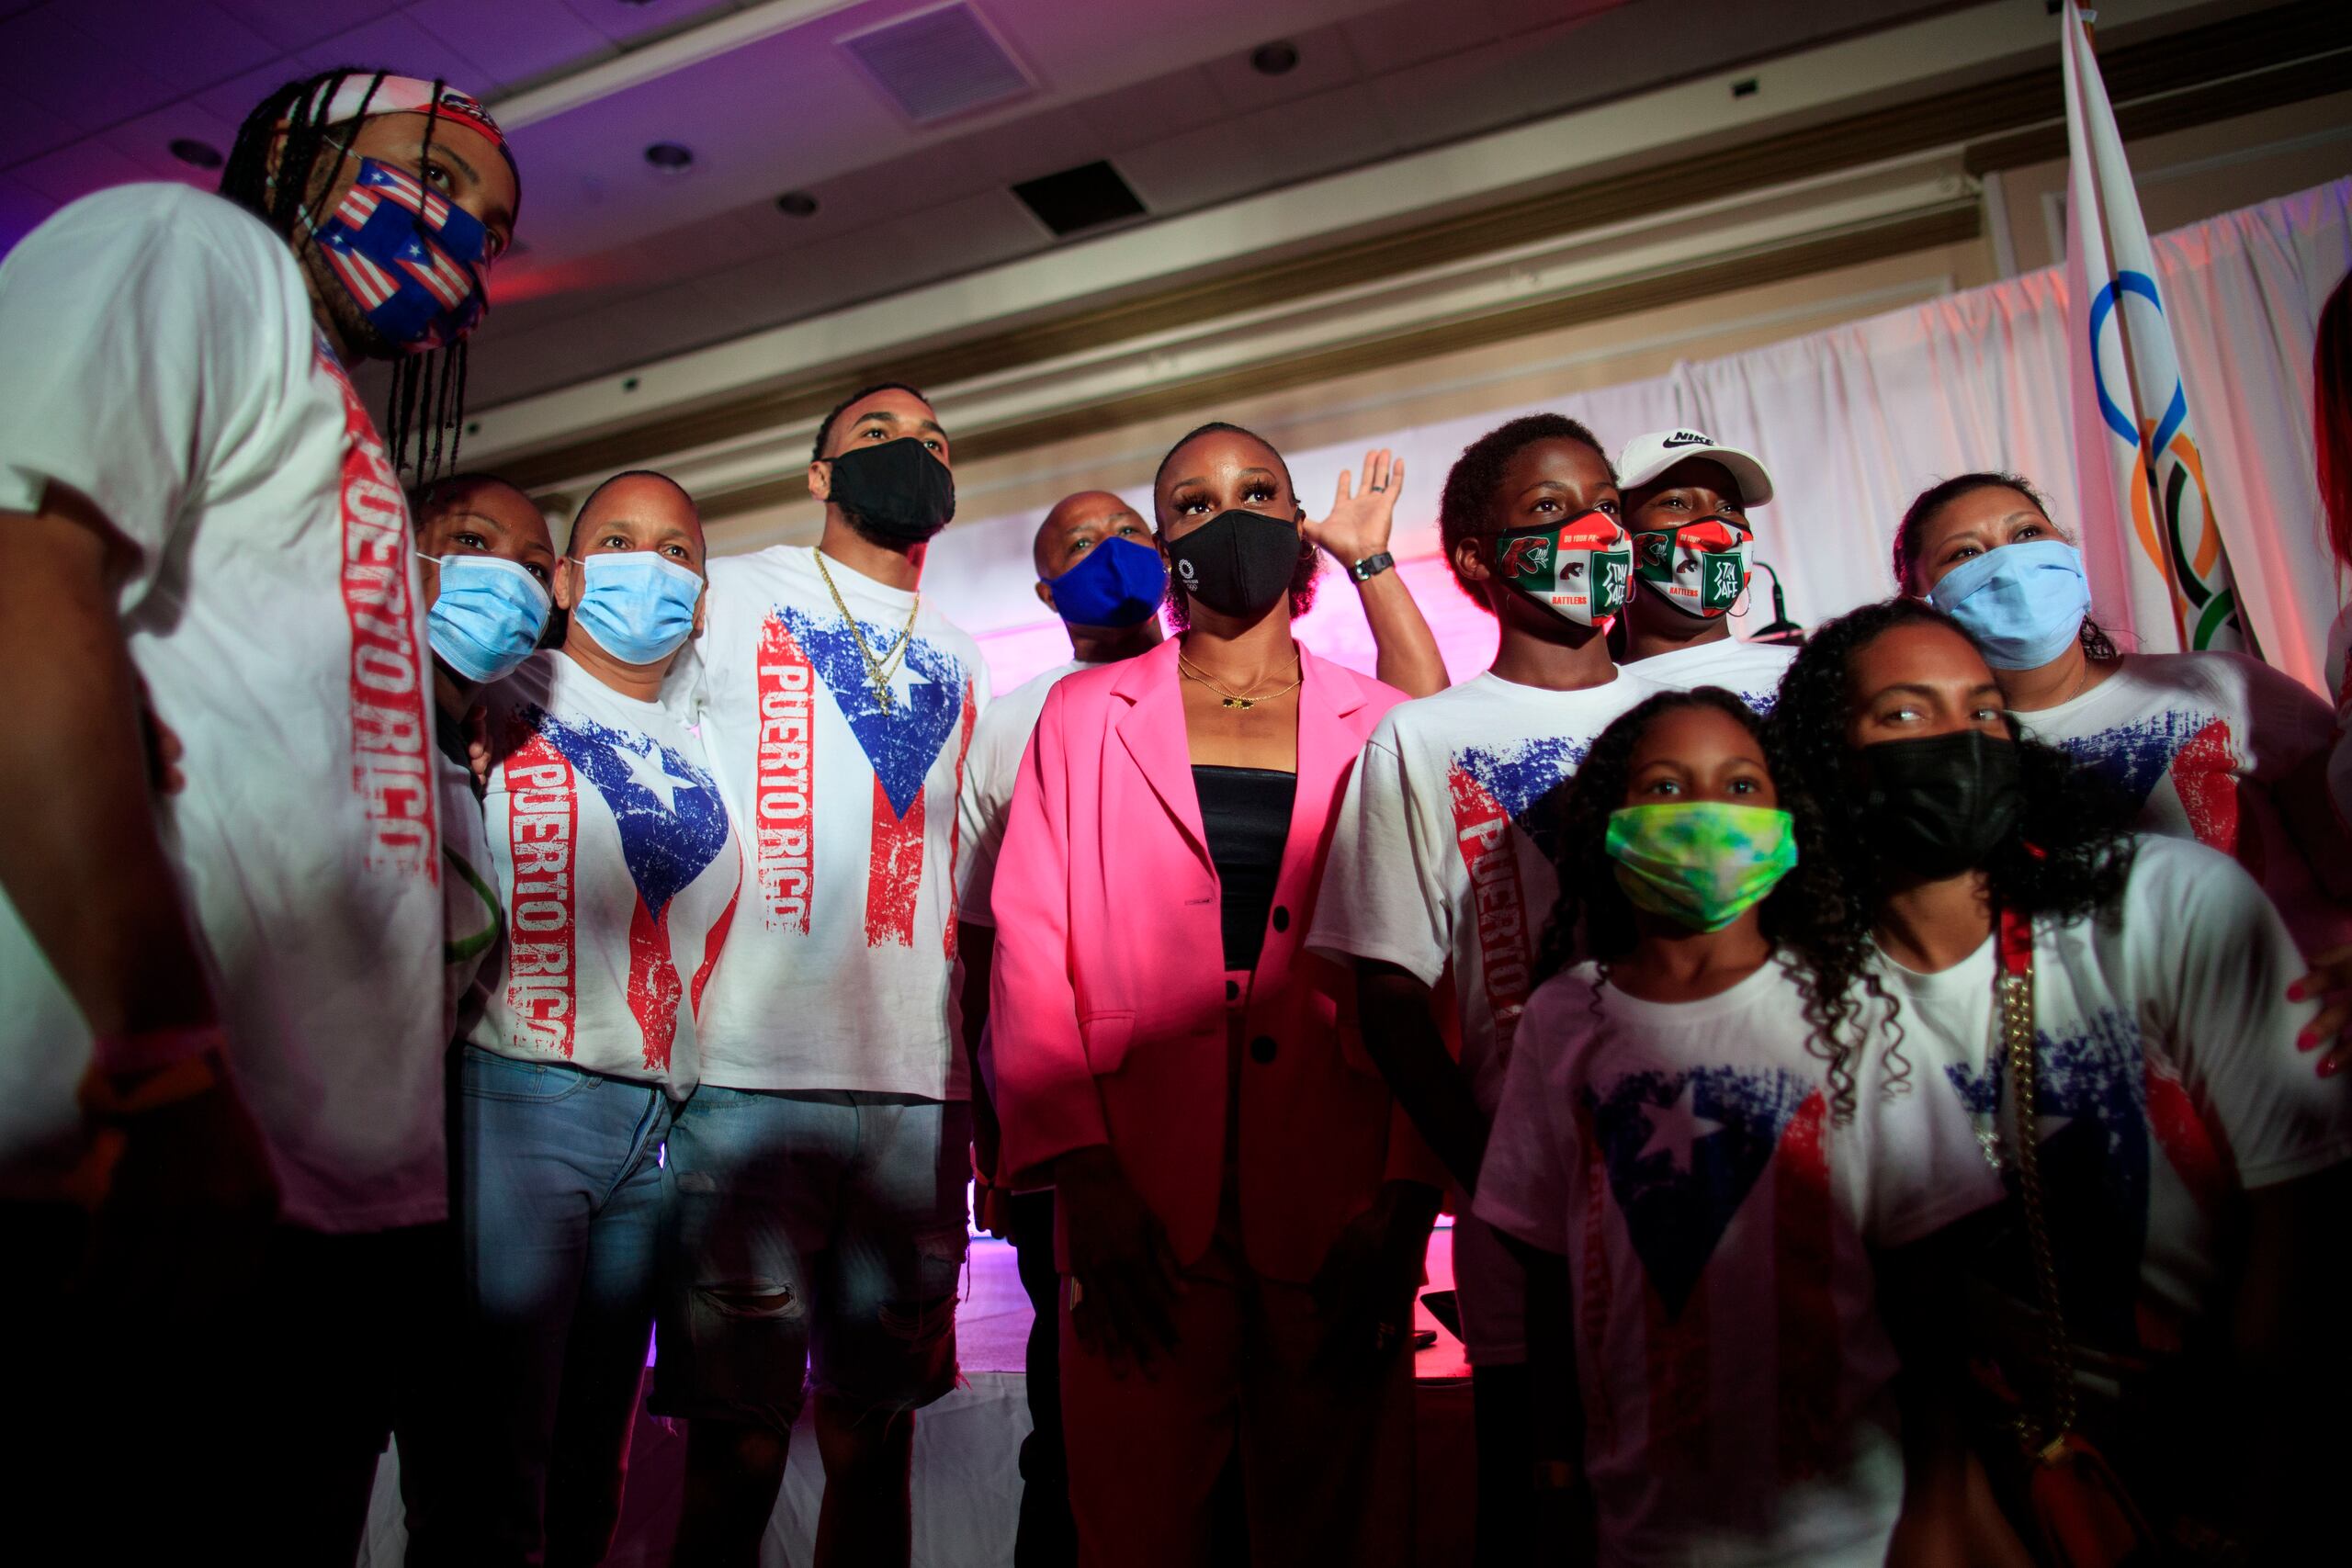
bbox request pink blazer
[989,638,1442,1282]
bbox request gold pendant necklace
[813,547,920,714]
[1178,651,1303,710]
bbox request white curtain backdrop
[923,177,2352,694]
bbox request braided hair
[219,66,470,481]
[1532,685,1895,1123]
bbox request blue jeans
[653,1088,970,1436]
[404,1047,673,1568]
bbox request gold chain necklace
[1178,650,1303,710]
[813,547,920,714]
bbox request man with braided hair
[0,66,518,1558]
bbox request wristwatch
[1350,551,1396,583]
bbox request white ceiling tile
[299,10,504,96]
[1488,0,1625,34]
[403,0,616,89]
[1199,20,1363,115]
[0,89,77,168]
[1115,118,1272,216]
[98,98,248,183]
[1340,0,1498,76]
[0,174,56,254]
[8,136,172,206]
[218,1,402,52]
[63,1,281,95]
[1363,36,1526,153]
[0,6,184,132]
[1070,65,1227,157]
[191,61,312,130]
[560,0,742,48]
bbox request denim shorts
[651,1087,971,1435]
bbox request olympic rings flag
[2061,0,2246,655]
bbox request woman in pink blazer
[989,422,1449,1568]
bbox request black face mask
[825,437,956,542]
[1164,509,1300,620]
[1855,728,2025,880]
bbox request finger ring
[1370,483,1386,491]
[1067,1277,1085,1308]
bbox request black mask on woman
[1164,509,1301,620]
[1855,728,2025,879]
[825,437,956,542]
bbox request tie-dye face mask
[1490,509,1633,626]
[1633,516,1753,619]
[1604,800,1796,931]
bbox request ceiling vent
[1012,161,1148,239]
[841,4,1034,125]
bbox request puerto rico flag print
[752,604,978,948]
[1445,737,1590,1055]
[1943,1007,2231,1361]
[320,340,436,881]
[1578,1066,1844,1479]
[502,706,737,1069]
[2054,709,2244,857]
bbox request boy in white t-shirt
[0,67,519,1554]
[658,384,987,1564]
[1308,412,1657,1564]
[1613,429,1797,712]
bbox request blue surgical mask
[1046,536,1167,627]
[424,554,549,683]
[1927,538,2091,670]
[573,552,702,666]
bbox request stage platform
[359,1224,1476,1566]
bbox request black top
[1193,764,1296,973]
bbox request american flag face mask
[310,155,491,352]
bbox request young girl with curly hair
[1771,596,2350,1562]
[1474,685,1974,1566]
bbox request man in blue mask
[0,64,519,1556]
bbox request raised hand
[1302,449,1405,570]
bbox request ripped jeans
[651,1088,969,1435]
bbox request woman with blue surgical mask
[401,468,741,1564]
[413,472,560,1045]
[1894,471,2352,1065]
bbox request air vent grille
[1012,161,1148,239]
[841,4,1033,125]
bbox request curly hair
[1891,471,2120,661]
[1153,422,1319,626]
[1437,413,1610,606]
[1532,686,1894,1123]
[1771,598,2138,944]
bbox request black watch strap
[1350,550,1396,582]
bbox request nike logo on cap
[1662,431,1714,447]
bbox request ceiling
[0,0,1986,411]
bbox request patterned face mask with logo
[1634,516,1754,619]
[1604,800,1798,931]
[309,156,492,351]
[1490,510,1633,626]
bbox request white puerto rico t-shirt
[471,650,741,1098]
[1627,634,1798,714]
[1865,835,2348,1418]
[2017,651,2348,956]
[0,185,447,1230]
[955,658,1086,930]
[1476,959,1937,1568]
[674,545,989,1099]
[1307,669,1662,1114]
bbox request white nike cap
[1615,429,1774,508]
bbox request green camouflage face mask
[1603,801,1796,931]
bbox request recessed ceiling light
[775,190,819,218]
[1250,40,1299,76]
[169,137,222,169]
[644,141,694,173]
